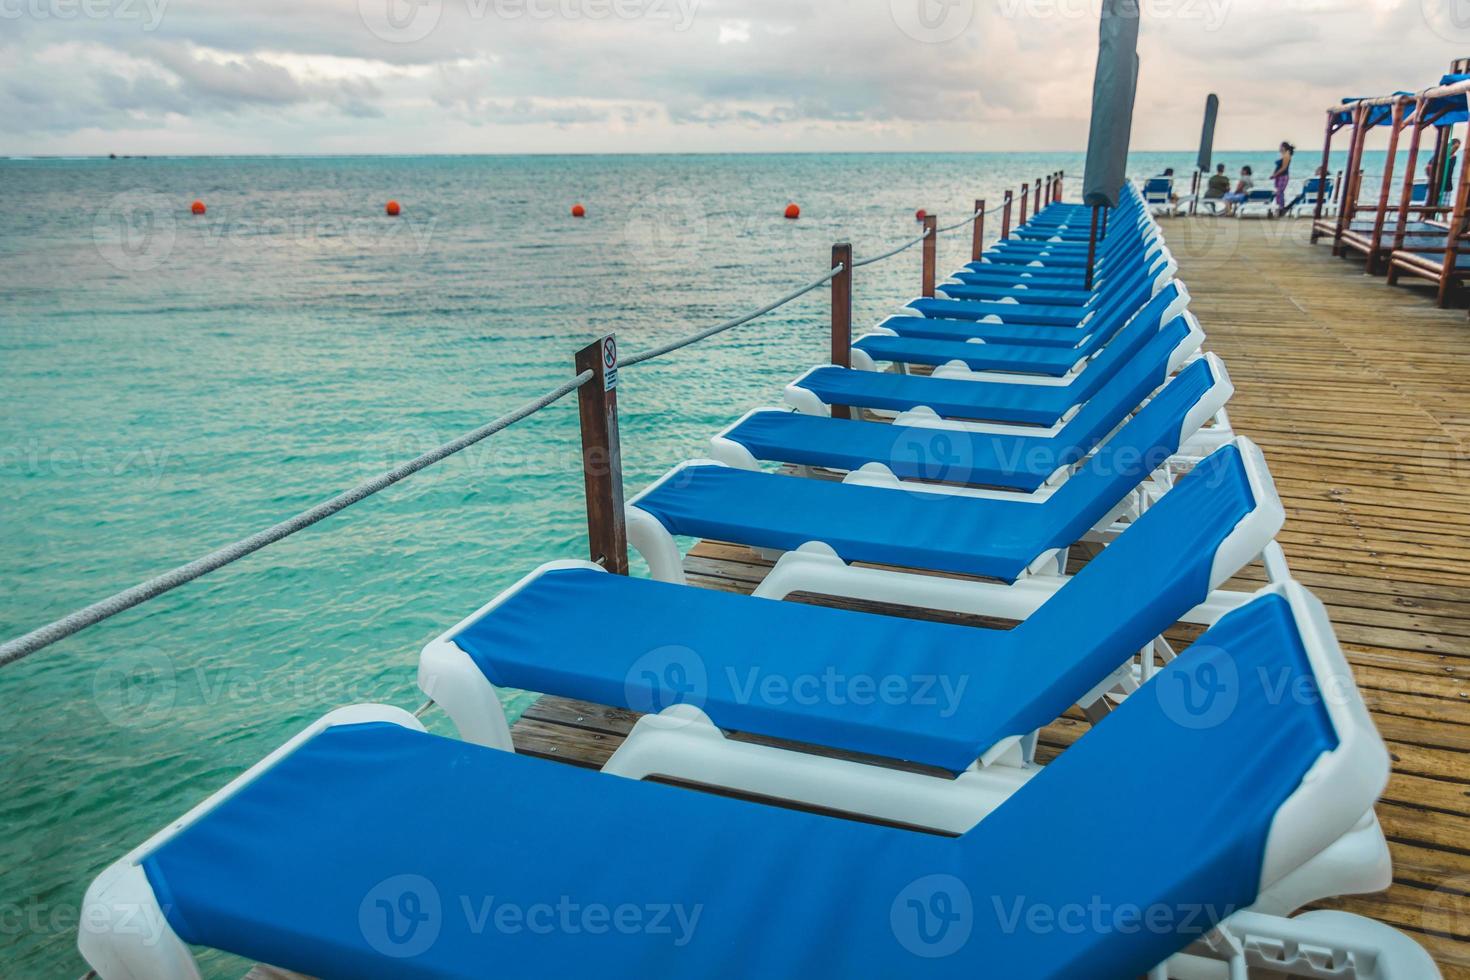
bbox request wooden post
[1018,184,1029,226]
[1392,102,1426,251]
[1056,171,1064,202]
[1365,99,1405,274]
[1436,136,1470,306]
[1332,105,1368,255]
[972,198,986,262]
[830,242,853,420]
[1001,190,1013,239]
[1033,179,1042,216]
[1044,174,1053,208]
[1311,111,1335,235]
[575,335,628,574]
[921,213,937,298]
[1084,205,1100,291]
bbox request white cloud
[0,0,1464,153]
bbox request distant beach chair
[1142,176,1180,215]
[1284,176,1335,216]
[1235,187,1279,218]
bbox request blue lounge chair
[905,253,1176,327]
[962,213,1153,269]
[81,580,1432,979]
[939,237,1165,304]
[867,279,1188,360]
[1236,187,1279,217]
[1143,176,1180,215]
[428,437,1279,763]
[853,281,1189,376]
[624,379,1264,585]
[714,343,1227,495]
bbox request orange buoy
[190,200,206,215]
[914,208,927,222]
[571,203,586,218]
[784,203,801,220]
[385,200,401,217]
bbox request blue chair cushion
[731,333,1205,492]
[139,595,1331,979]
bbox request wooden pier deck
[511,216,1470,977]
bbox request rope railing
[621,265,844,367]
[0,371,593,670]
[936,208,986,234]
[852,227,931,269]
[0,185,1049,670]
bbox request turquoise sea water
[0,149,1380,976]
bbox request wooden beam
[1312,109,1335,230]
[1001,190,1013,239]
[1392,102,1427,251]
[830,242,852,420]
[1365,99,1405,274]
[972,198,986,262]
[574,335,628,574]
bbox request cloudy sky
[2,0,1465,155]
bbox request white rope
[0,371,594,669]
[852,227,932,268]
[621,265,843,367]
[936,209,984,234]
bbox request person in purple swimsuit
[1271,142,1295,213]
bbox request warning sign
[602,335,618,392]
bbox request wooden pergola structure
[1312,71,1470,304]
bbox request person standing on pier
[1270,141,1295,213]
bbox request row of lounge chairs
[1144,175,1338,218]
[79,184,1440,978]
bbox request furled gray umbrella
[1081,0,1142,209]
[1197,93,1220,172]
[1080,0,1141,286]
